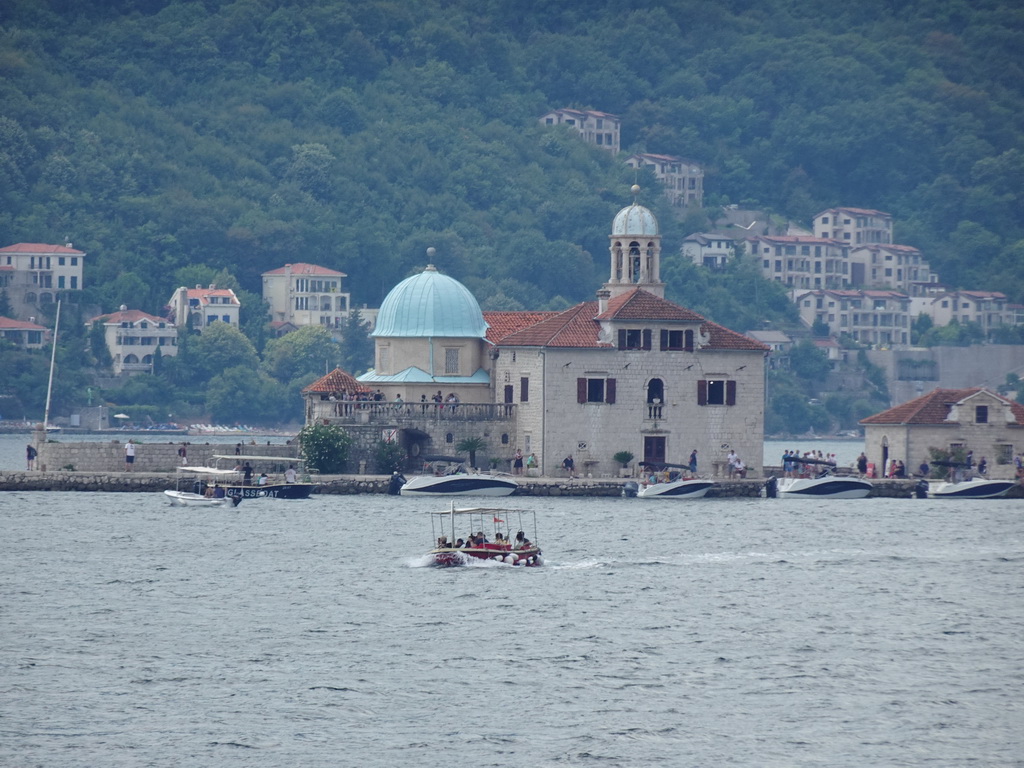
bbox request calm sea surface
[1,484,1022,766]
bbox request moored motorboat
[635,461,715,499]
[928,477,1015,499]
[210,454,319,500]
[401,456,517,497]
[428,504,542,566]
[773,457,872,498]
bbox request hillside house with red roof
[0,242,85,321]
[0,316,49,350]
[167,284,240,330]
[860,387,1024,479]
[539,108,620,153]
[87,307,178,375]
[262,263,352,336]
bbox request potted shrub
[613,451,634,477]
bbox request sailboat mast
[43,299,61,429]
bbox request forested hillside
[1,0,1022,323]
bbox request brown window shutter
[726,380,737,405]
[618,329,626,350]
[685,329,694,352]
[697,379,707,405]
[577,377,587,403]
[642,329,652,350]
[606,378,616,404]
[520,377,529,402]
[660,329,668,350]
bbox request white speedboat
[635,461,715,499]
[637,477,715,499]
[400,455,518,497]
[929,477,1015,499]
[401,472,518,497]
[771,458,872,498]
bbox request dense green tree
[262,325,341,385]
[188,323,259,386]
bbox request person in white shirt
[726,449,737,478]
[284,466,297,483]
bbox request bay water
[1,483,1021,766]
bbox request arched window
[646,379,664,419]
[123,354,139,364]
[445,432,454,444]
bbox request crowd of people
[435,530,533,551]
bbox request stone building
[307,188,768,477]
[860,387,1024,479]
[625,153,705,207]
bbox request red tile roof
[487,290,768,352]
[483,311,559,344]
[498,303,608,348]
[262,263,346,277]
[88,309,171,325]
[860,387,1024,425]
[0,242,85,255]
[302,368,367,394]
[598,288,705,323]
[0,316,47,330]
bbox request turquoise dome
[612,203,659,237]
[373,265,488,338]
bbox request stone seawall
[4,472,1011,498]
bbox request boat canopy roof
[421,454,466,463]
[789,457,837,466]
[430,506,527,516]
[639,461,689,470]
[176,465,239,475]
[212,454,304,464]
[930,459,970,468]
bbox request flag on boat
[493,516,504,523]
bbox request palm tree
[456,436,487,469]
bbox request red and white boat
[428,505,543,567]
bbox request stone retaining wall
[6,472,1013,498]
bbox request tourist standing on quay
[124,440,135,471]
[26,443,37,470]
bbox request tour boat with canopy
[634,461,715,499]
[928,459,1015,498]
[164,466,242,507]
[427,504,542,566]
[211,454,319,500]
[401,455,518,497]
[768,457,873,499]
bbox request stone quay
[0,471,972,498]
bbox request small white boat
[401,455,518,497]
[637,478,715,499]
[165,466,242,507]
[635,461,715,499]
[771,458,872,499]
[163,489,238,507]
[929,477,1015,499]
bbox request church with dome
[304,188,768,477]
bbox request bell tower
[605,185,664,299]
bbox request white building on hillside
[539,108,621,153]
[167,285,240,330]
[814,207,893,245]
[0,242,85,320]
[262,262,351,335]
[625,153,704,207]
[681,233,737,269]
[87,307,178,375]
